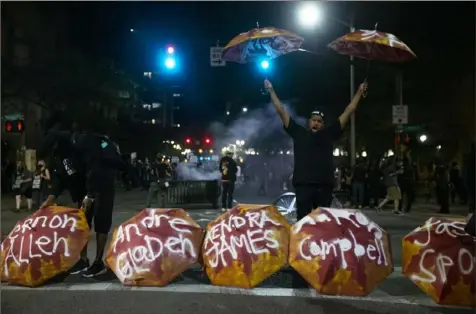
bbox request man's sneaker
[82,260,108,278]
[392,210,404,216]
[375,206,382,212]
[69,258,90,275]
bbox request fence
[165,180,220,208]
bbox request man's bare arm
[338,82,368,129]
[265,80,290,127]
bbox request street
[1,190,473,314]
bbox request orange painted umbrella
[1,206,90,287]
[222,26,304,64]
[202,204,290,288]
[106,208,203,286]
[289,207,394,296]
[402,217,475,307]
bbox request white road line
[1,282,470,309]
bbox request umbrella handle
[362,78,369,98]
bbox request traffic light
[165,45,176,70]
[204,137,211,145]
[185,137,192,144]
[4,120,24,133]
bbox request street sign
[210,47,226,67]
[392,105,408,124]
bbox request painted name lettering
[411,219,474,284]
[203,211,281,268]
[3,214,78,277]
[295,208,388,268]
[112,210,197,281]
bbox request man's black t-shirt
[284,118,342,186]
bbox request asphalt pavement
[1,189,473,314]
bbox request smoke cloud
[174,101,307,181]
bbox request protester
[32,159,51,208]
[219,151,237,212]
[39,118,122,278]
[12,160,33,212]
[145,154,171,208]
[377,157,403,215]
[464,142,475,236]
[434,161,450,214]
[265,78,367,288]
[398,149,417,212]
[351,160,367,208]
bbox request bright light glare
[362,151,367,157]
[167,46,175,54]
[242,107,248,113]
[297,3,322,28]
[165,57,176,69]
[226,111,230,115]
[260,60,269,69]
[419,134,427,143]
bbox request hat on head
[310,110,325,120]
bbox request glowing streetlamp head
[297,3,322,28]
[260,60,269,69]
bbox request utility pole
[349,14,356,167]
[395,70,403,160]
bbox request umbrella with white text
[202,204,290,288]
[402,217,475,307]
[1,206,90,287]
[105,208,203,286]
[289,207,394,296]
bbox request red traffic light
[204,137,211,144]
[5,121,12,132]
[185,138,192,144]
[17,121,23,132]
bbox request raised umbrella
[328,24,417,95]
[222,25,304,64]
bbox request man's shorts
[387,186,401,201]
[85,174,115,234]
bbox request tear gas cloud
[175,101,306,181]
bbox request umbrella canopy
[1,206,90,287]
[202,204,290,288]
[222,27,304,64]
[402,217,475,307]
[328,29,416,62]
[106,208,203,286]
[289,207,394,296]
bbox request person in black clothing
[398,149,417,212]
[434,161,450,214]
[367,160,383,208]
[146,154,171,208]
[39,124,122,278]
[264,79,368,220]
[351,160,367,208]
[464,142,475,236]
[450,161,467,204]
[220,151,237,212]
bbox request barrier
[165,180,220,208]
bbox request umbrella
[327,27,416,63]
[222,26,304,64]
[106,208,203,286]
[202,204,290,288]
[289,207,394,296]
[402,217,475,307]
[1,206,90,287]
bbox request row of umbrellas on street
[0,204,474,308]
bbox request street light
[260,60,270,69]
[296,4,357,166]
[419,134,427,143]
[167,46,175,54]
[226,111,230,116]
[242,107,248,113]
[297,3,322,28]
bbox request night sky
[36,2,476,128]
